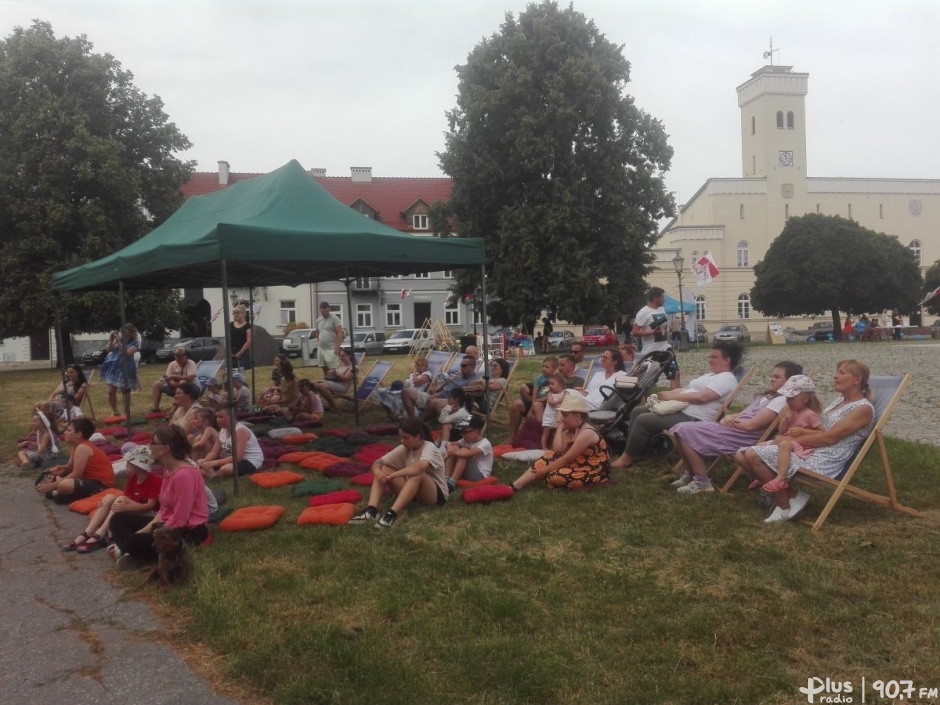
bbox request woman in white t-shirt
[610,342,744,469]
[348,418,447,530]
[197,409,264,478]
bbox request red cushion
[249,471,305,488]
[307,489,362,507]
[144,412,166,421]
[457,476,499,489]
[219,506,286,531]
[322,461,367,479]
[68,488,123,514]
[131,432,152,443]
[349,472,374,486]
[297,503,356,526]
[281,433,317,445]
[99,427,128,438]
[104,414,126,425]
[279,451,316,464]
[365,423,398,436]
[462,485,515,504]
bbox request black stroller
[588,349,678,457]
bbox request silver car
[281,328,315,358]
[713,324,751,342]
[341,331,388,355]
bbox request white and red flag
[918,286,940,306]
[691,253,720,285]
[400,289,411,300]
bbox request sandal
[763,479,790,493]
[62,531,91,552]
[747,480,762,490]
[76,534,106,553]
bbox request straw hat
[557,393,589,414]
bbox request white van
[382,328,433,355]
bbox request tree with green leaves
[0,21,193,359]
[438,1,674,332]
[921,260,940,318]
[751,213,922,337]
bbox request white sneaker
[764,506,791,524]
[670,473,693,488]
[787,491,811,520]
[677,479,714,494]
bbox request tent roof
[52,160,483,292]
[663,293,695,314]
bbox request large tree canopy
[751,213,922,334]
[922,260,940,317]
[438,1,674,330]
[0,21,193,348]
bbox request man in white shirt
[149,347,197,413]
[314,302,345,375]
[633,287,680,387]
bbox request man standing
[315,302,345,374]
[633,287,670,355]
[541,317,553,353]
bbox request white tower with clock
[737,65,808,181]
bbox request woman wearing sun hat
[63,445,163,553]
[510,393,611,491]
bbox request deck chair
[670,365,756,475]
[794,374,920,532]
[573,362,593,387]
[468,358,520,429]
[716,413,783,493]
[584,354,603,366]
[354,351,366,368]
[425,350,455,388]
[80,368,97,421]
[345,360,394,405]
[194,360,224,393]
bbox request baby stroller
[588,349,677,457]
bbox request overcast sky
[2,0,937,207]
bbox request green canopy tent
[52,160,488,492]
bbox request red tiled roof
[180,171,452,232]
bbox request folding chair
[573,362,593,387]
[716,413,782,493]
[793,374,920,532]
[425,350,455,388]
[468,358,520,430]
[194,360,223,393]
[354,351,366,368]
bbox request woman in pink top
[108,424,208,565]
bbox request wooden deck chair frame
[81,368,97,420]
[794,373,920,532]
[194,360,224,393]
[469,357,520,430]
[573,362,593,387]
[715,413,782,493]
[670,365,756,475]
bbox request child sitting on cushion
[283,378,324,422]
[443,415,493,492]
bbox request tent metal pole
[344,275,360,426]
[479,265,491,434]
[221,261,239,496]
[52,294,68,391]
[247,285,256,403]
[118,281,132,437]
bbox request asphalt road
[0,465,241,705]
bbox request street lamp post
[672,252,685,349]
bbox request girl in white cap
[63,445,163,553]
[758,374,823,494]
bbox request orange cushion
[68,488,124,514]
[249,471,306,488]
[457,476,499,489]
[299,452,348,471]
[219,505,286,532]
[297,503,356,526]
[493,445,525,458]
[281,433,317,445]
[104,415,127,425]
[278,451,317,464]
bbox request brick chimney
[218,160,230,186]
[309,168,327,178]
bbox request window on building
[785,203,789,219]
[412,214,429,230]
[738,294,751,319]
[414,272,430,279]
[354,277,371,289]
[695,295,707,320]
[328,304,343,323]
[739,204,745,219]
[473,308,484,326]
[910,240,922,266]
[776,111,784,129]
[751,116,755,135]
[386,304,402,328]
[356,304,373,329]
[736,241,749,268]
[279,300,296,326]
[816,203,821,214]
[443,270,453,278]
[879,203,884,219]
[445,305,460,326]
[786,111,794,129]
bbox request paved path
[0,466,240,705]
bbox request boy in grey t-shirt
[443,416,493,491]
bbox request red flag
[691,253,720,285]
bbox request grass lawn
[4,355,940,705]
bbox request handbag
[646,393,689,416]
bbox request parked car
[155,337,221,363]
[281,328,315,359]
[713,324,751,342]
[805,322,835,342]
[581,326,618,347]
[341,331,388,355]
[547,330,579,350]
[382,328,433,355]
[694,323,708,343]
[81,346,109,367]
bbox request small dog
[146,526,191,589]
